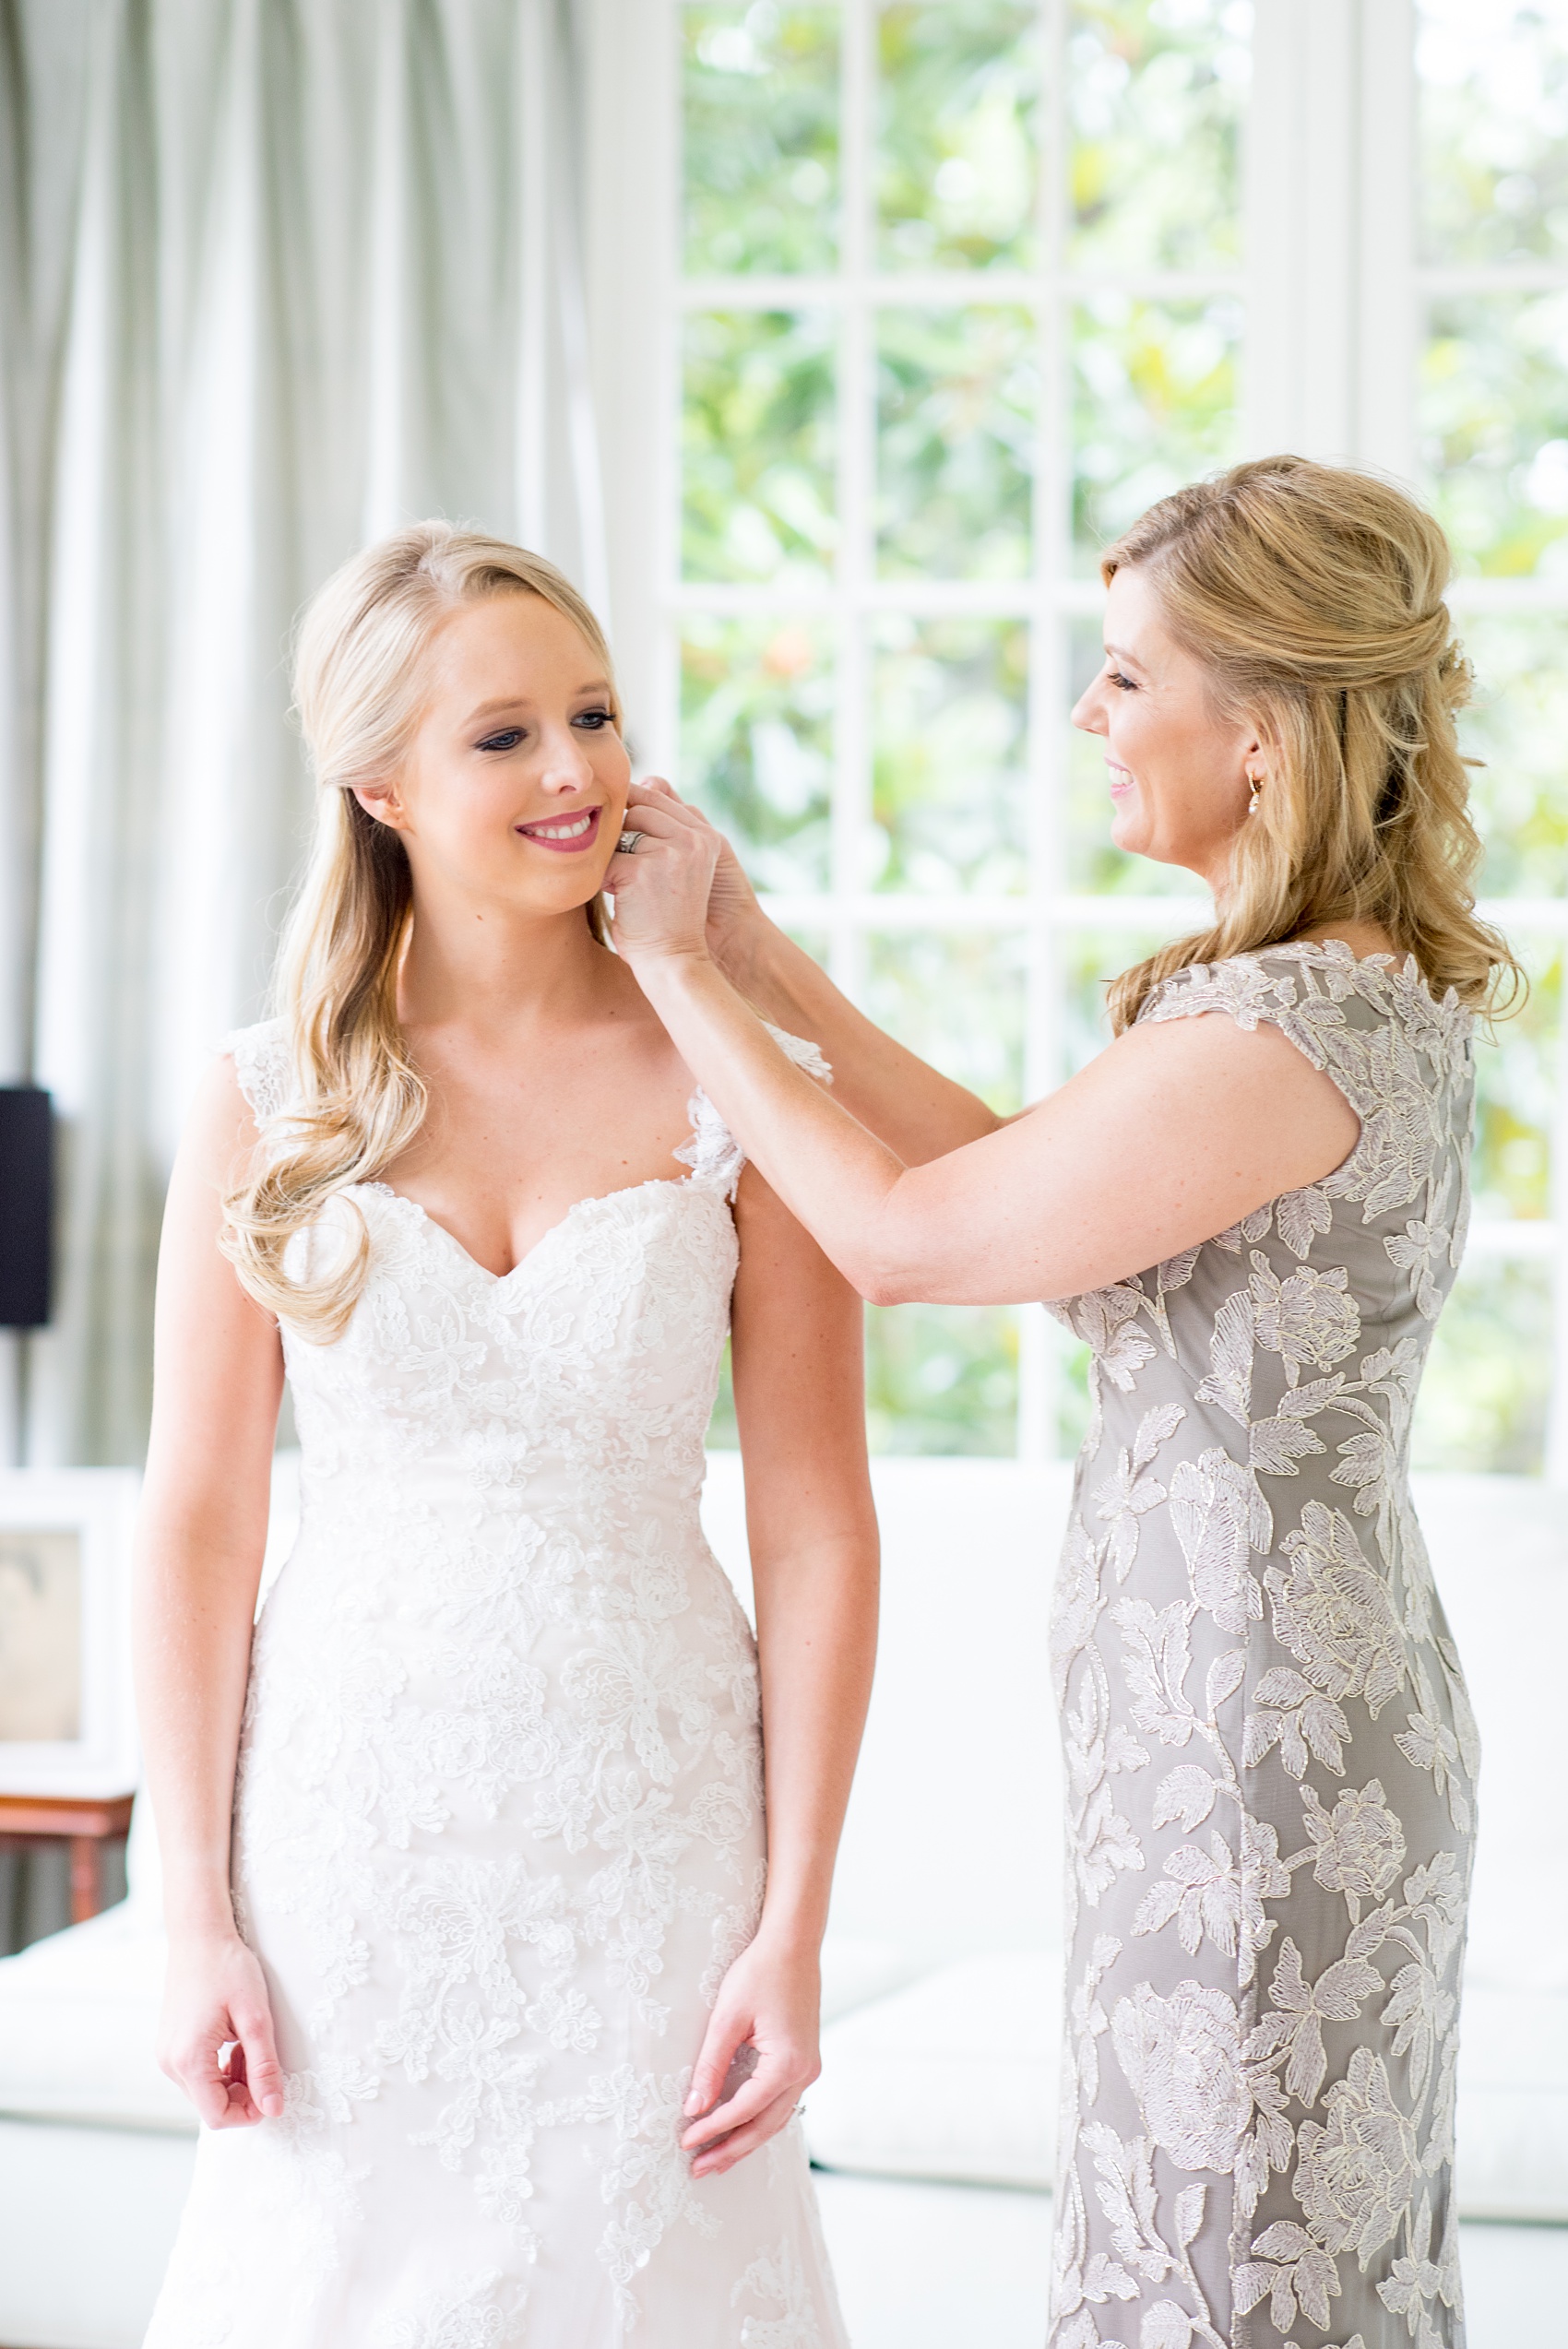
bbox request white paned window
[1414,0,1568,1481]
[586,0,1568,1477]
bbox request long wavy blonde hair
[222,523,619,1340]
[1099,456,1520,1033]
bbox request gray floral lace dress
[1047,943,1479,2349]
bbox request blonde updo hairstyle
[1101,456,1519,1033]
[222,523,619,1340]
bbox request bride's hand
[158,1928,287,2129]
[679,1929,822,2178]
[608,778,759,976]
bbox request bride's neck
[396,891,607,1038]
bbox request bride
[134,525,876,2346]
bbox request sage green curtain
[0,0,605,1469]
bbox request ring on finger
[616,829,644,854]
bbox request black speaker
[0,1086,53,1327]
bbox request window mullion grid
[676,269,1241,307]
[1420,264,1568,297]
[1426,260,1567,1477]
[1460,904,1568,1486]
[829,0,876,1002]
[653,0,686,778]
[1028,0,1072,1106]
[1487,899,1568,1489]
[1016,0,1072,1464]
[596,0,680,772]
[670,578,1103,616]
[515,2,550,548]
[1356,0,1416,478]
[1430,270,1568,1477]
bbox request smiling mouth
[516,806,602,852]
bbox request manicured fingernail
[683,2093,701,2116]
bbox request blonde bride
[135,526,876,2346]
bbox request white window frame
[584,0,1568,1480]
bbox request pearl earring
[1247,769,1264,814]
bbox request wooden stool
[0,1792,136,1925]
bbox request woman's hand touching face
[605,777,724,970]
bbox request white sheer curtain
[0,0,605,1467]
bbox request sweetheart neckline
[352,1173,719,1287]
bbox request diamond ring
[616,829,644,855]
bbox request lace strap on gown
[675,1025,832,1200]
[225,1017,294,1127]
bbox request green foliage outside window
[876,2,1039,271]
[683,6,840,274]
[686,3,1567,1472]
[1072,295,1242,569]
[864,926,1028,1115]
[865,1302,1021,1454]
[1412,1258,1555,1476]
[1471,950,1561,1228]
[1068,0,1251,271]
[872,617,1029,896]
[708,1303,1022,1458]
[1459,614,1568,897]
[1418,0,1568,267]
[876,307,1037,579]
[683,310,837,583]
[1423,293,1568,580]
[682,619,835,895]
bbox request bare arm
[132,1057,287,2126]
[630,777,1001,1161]
[681,1163,878,2177]
[609,798,1360,1309]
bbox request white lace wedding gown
[145,1020,849,2349]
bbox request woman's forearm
[133,1497,265,1940]
[714,907,1003,1163]
[637,950,913,1298]
[751,1533,878,1951]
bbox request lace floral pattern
[1047,943,1476,2349]
[145,1022,849,2349]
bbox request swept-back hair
[222,523,617,1339]
[1099,455,1520,1033]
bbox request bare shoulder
[156,1055,282,1352]
[730,1164,865,1454]
[1088,995,1350,1111]
[733,1159,854,1289]
[1014,993,1360,1198]
[177,1052,266,1194]
[733,1159,809,1256]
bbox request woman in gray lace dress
[610,455,1517,2347]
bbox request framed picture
[0,1469,140,1797]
